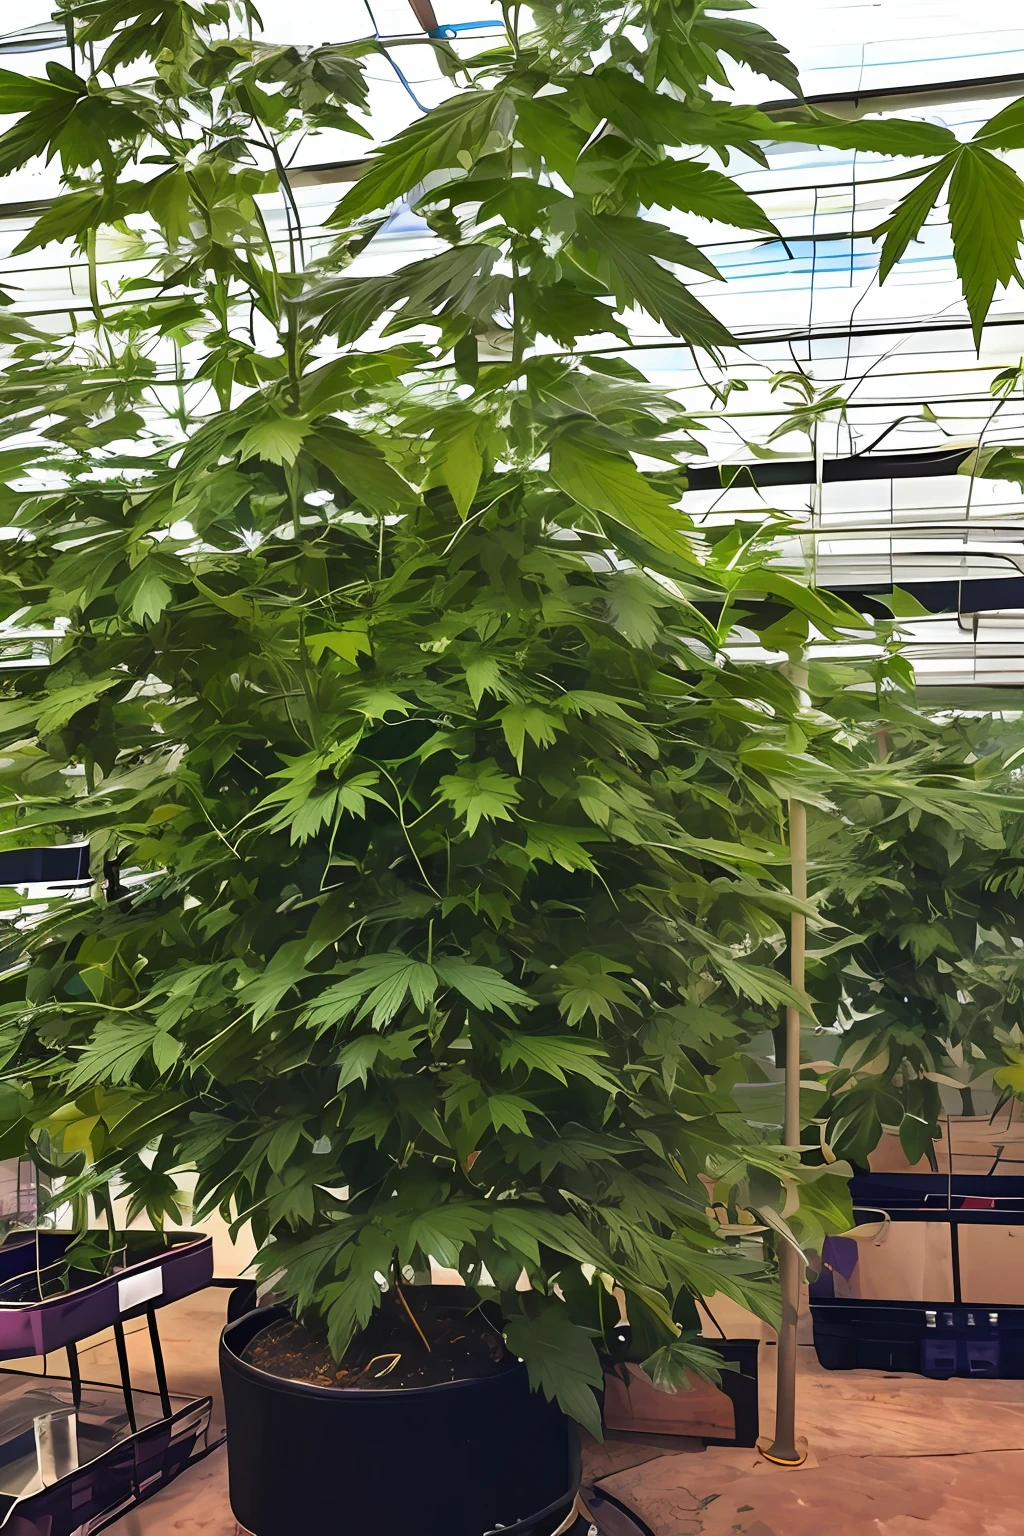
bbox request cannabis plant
[0,0,1023,1427]
[807,710,1024,1165]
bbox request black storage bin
[811,1173,1024,1379]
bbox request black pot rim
[221,1304,528,1402]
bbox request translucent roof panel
[5,0,1024,687]
[752,0,1024,96]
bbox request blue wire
[428,21,505,37]
[363,0,430,114]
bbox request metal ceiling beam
[760,70,1024,117]
[685,448,973,490]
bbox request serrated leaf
[437,760,521,836]
[555,957,636,1027]
[500,1031,621,1091]
[302,272,401,347]
[484,1094,538,1135]
[896,921,951,963]
[606,570,664,647]
[871,157,954,284]
[278,787,340,845]
[13,188,114,255]
[514,95,589,179]
[335,1035,385,1089]
[947,145,1024,346]
[261,767,384,846]
[498,705,561,771]
[403,1204,488,1268]
[641,1337,737,1393]
[237,413,309,467]
[557,691,633,721]
[463,655,511,710]
[0,66,79,115]
[302,954,439,1033]
[36,677,118,736]
[239,941,311,1026]
[768,111,957,158]
[443,424,482,518]
[125,569,173,626]
[733,566,867,642]
[522,825,605,874]
[268,1119,304,1174]
[66,1020,160,1092]
[306,629,372,664]
[338,91,508,219]
[306,425,418,511]
[503,1306,603,1437]
[697,12,802,96]
[629,158,778,235]
[973,94,1024,151]
[517,279,630,345]
[0,103,76,180]
[571,212,734,350]
[432,956,533,1017]
[550,429,695,562]
[354,687,411,720]
[715,955,817,1019]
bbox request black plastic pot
[220,1294,581,1536]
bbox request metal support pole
[65,1341,81,1411]
[405,0,439,30]
[147,1304,172,1420]
[112,1315,137,1434]
[762,792,808,1466]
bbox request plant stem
[395,1279,432,1353]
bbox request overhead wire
[362,0,431,114]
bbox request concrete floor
[68,1285,1024,1536]
[587,1342,1024,1535]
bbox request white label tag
[117,1266,164,1313]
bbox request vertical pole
[147,1305,173,1420]
[112,1316,138,1434]
[405,0,440,30]
[762,791,808,1466]
[65,1341,82,1411]
[785,798,807,1151]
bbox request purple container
[0,1232,213,1360]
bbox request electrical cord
[362,0,430,113]
[428,20,505,39]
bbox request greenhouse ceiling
[3,0,1024,692]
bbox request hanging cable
[363,0,430,114]
[427,21,505,38]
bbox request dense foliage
[811,711,1024,1167]
[0,0,1022,1426]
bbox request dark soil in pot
[241,1286,511,1389]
